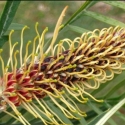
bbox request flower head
[0,6,125,125]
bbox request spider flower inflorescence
[0,6,125,125]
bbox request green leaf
[62,1,94,29]
[85,106,108,121]
[73,113,87,125]
[104,1,125,10]
[116,111,125,121]
[96,98,125,125]
[0,1,21,38]
[8,23,25,31]
[68,25,90,34]
[87,101,103,114]
[0,35,8,48]
[46,101,73,125]
[87,111,107,125]
[104,79,125,99]
[87,102,117,125]
[85,1,98,9]
[83,11,125,27]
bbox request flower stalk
[0,6,125,125]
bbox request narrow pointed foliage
[0,6,125,125]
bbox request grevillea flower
[0,6,125,125]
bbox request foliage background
[0,1,125,125]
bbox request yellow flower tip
[15,50,19,54]
[68,64,76,69]
[83,100,88,104]
[44,53,48,57]
[74,110,79,114]
[25,70,30,74]
[37,88,41,90]
[10,30,14,34]
[77,118,81,120]
[63,5,68,15]
[26,99,32,102]
[84,114,87,117]
[65,5,69,10]
[50,115,54,118]
[68,64,72,68]
[17,112,22,116]
[73,64,77,68]
[84,98,89,101]
[60,55,64,59]
[0,49,3,53]
[35,53,38,56]
[100,99,104,103]
[95,99,104,103]
[15,42,18,45]
[84,69,87,72]
[73,48,76,52]
[45,27,48,31]
[59,40,63,44]
[24,25,29,29]
[91,56,95,59]
[60,24,64,29]
[5,65,10,69]
[61,90,65,94]
[75,87,79,91]
[10,93,16,96]
[36,22,39,26]
[53,79,57,82]
[34,35,39,40]
[65,5,69,9]
[28,41,31,44]
[91,76,95,79]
